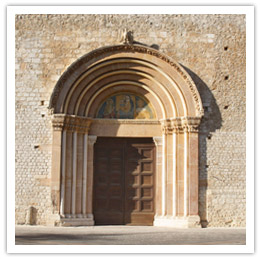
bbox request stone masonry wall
[15,14,246,226]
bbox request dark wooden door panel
[94,141,125,225]
[94,138,155,225]
[125,142,155,225]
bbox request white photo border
[6,4,255,254]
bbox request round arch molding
[49,44,204,228]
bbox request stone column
[50,128,62,215]
[71,131,77,218]
[60,130,66,217]
[154,117,201,228]
[50,115,66,225]
[153,136,163,217]
[86,135,97,221]
[187,131,199,216]
[172,131,177,217]
[166,132,174,216]
[182,117,201,218]
[154,119,176,225]
[176,116,201,227]
[183,130,188,217]
[82,134,88,218]
[162,133,167,216]
[51,114,93,226]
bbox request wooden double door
[93,137,155,225]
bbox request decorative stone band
[92,119,160,125]
[52,114,92,133]
[161,116,201,134]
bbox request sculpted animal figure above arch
[120,29,134,44]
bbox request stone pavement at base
[15,225,246,245]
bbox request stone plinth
[154,216,201,228]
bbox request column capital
[160,119,174,135]
[161,117,201,134]
[181,116,201,133]
[52,114,92,133]
[171,117,183,133]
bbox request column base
[153,215,201,228]
[60,214,94,226]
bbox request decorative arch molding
[49,44,203,118]
[49,44,204,228]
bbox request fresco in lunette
[96,93,155,119]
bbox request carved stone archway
[49,44,203,227]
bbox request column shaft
[82,134,88,217]
[60,130,66,216]
[51,130,62,214]
[87,135,97,217]
[153,136,163,217]
[184,131,188,217]
[71,132,77,217]
[172,132,177,217]
[162,134,167,216]
[166,133,173,216]
[187,132,199,215]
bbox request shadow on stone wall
[133,40,160,50]
[181,65,222,228]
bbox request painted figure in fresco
[103,98,116,118]
[116,95,134,119]
[135,98,152,119]
[96,93,155,119]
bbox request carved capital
[161,117,201,134]
[181,116,201,133]
[52,114,66,131]
[52,114,92,133]
[160,119,174,135]
[171,117,183,133]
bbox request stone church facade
[15,14,246,227]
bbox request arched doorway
[49,44,204,227]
